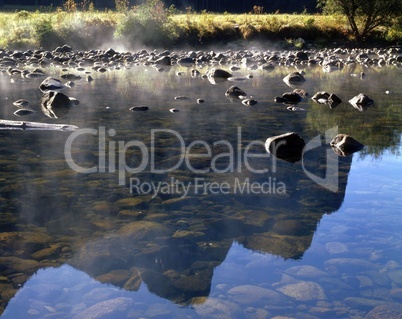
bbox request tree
[317,0,402,41]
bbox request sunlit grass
[0,10,399,50]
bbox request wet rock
[283,71,306,87]
[265,132,305,163]
[12,99,30,108]
[174,95,189,101]
[114,196,150,209]
[41,91,77,119]
[349,93,374,111]
[61,73,82,80]
[330,134,364,156]
[206,68,232,83]
[31,245,61,260]
[91,201,119,216]
[194,298,243,319]
[130,106,149,111]
[39,77,66,92]
[123,269,142,291]
[277,281,326,301]
[366,303,402,319]
[225,86,247,99]
[177,57,195,66]
[228,285,287,305]
[0,257,41,274]
[13,108,35,116]
[242,98,258,106]
[154,56,171,66]
[72,297,134,319]
[275,91,303,104]
[311,91,328,102]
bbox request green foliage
[34,17,59,48]
[317,0,402,41]
[114,0,178,48]
[115,0,129,13]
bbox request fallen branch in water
[0,119,78,131]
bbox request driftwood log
[0,119,78,131]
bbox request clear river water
[0,47,401,319]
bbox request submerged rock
[265,132,305,163]
[277,281,327,301]
[330,134,364,156]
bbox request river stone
[284,265,329,279]
[330,134,364,156]
[324,258,378,272]
[265,132,305,163]
[123,269,142,291]
[194,298,242,319]
[387,269,402,285]
[91,201,119,216]
[117,220,172,240]
[114,196,151,208]
[325,241,348,254]
[366,304,402,319]
[344,297,385,309]
[95,269,131,286]
[0,256,40,274]
[228,284,286,305]
[73,297,134,319]
[277,281,326,300]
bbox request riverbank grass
[0,10,400,50]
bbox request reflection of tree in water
[305,67,402,159]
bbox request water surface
[0,51,402,318]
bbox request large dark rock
[206,68,232,84]
[330,134,364,156]
[265,132,306,163]
[41,91,77,119]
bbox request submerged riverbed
[0,46,402,318]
